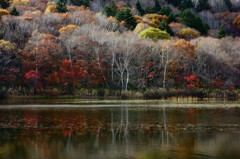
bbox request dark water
[0,99,240,159]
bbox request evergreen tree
[158,6,171,16]
[180,9,209,35]
[166,0,181,6]
[168,13,176,22]
[179,0,194,10]
[84,0,90,7]
[136,0,145,16]
[217,25,226,39]
[159,20,174,35]
[0,0,10,9]
[115,9,137,30]
[125,2,132,8]
[154,0,161,12]
[144,7,156,14]
[56,0,68,13]
[224,0,232,11]
[103,1,118,17]
[196,0,211,12]
[10,6,20,16]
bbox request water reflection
[0,105,240,159]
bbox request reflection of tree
[111,106,129,144]
[0,106,240,159]
[23,110,39,126]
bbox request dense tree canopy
[180,9,210,35]
[0,0,239,96]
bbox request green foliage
[168,13,176,23]
[159,20,174,35]
[179,0,194,10]
[0,0,10,9]
[10,6,20,16]
[56,0,68,13]
[180,9,209,35]
[70,0,90,7]
[179,28,200,38]
[154,0,161,12]
[139,27,170,41]
[224,0,232,11]
[196,0,212,12]
[125,2,132,8]
[115,9,137,29]
[144,7,156,14]
[166,0,181,6]
[217,25,226,39]
[136,0,145,16]
[103,1,118,17]
[158,6,171,16]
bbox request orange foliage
[106,16,118,23]
[174,39,196,60]
[233,15,240,30]
[59,24,79,33]
[133,15,143,23]
[144,14,168,22]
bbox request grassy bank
[1,88,239,100]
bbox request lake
[0,98,240,159]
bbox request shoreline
[1,88,239,101]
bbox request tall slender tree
[136,0,145,16]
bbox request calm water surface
[0,98,240,159]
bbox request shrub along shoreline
[1,88,239,100]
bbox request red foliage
[24,70,41,81]
[147,71,155,79]
[46,72,60,85]
[211,77,224,89]
[46,60,88,88]
[24,70,42,88]
[226,82,235,90]
[0,67,20,85]
[184,73,200,88]
[62,129,72,137]
[23,112,38,126]
[88,55,110,86]
[59,60,88,87]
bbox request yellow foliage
[139,27,171,41]
[149,19,160,28]
[0,40,16,53]
[0,9,9,16]
[144,14,168,22]
[179,28,200,37]
[11,0,29,5]
[134,23,150,33]
[31,11,42,15]
[233,15,240,30]
[45,5,57,14]
[59,24,79,33]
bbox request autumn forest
[0,0,240,98]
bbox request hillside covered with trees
[0,0,240,98]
